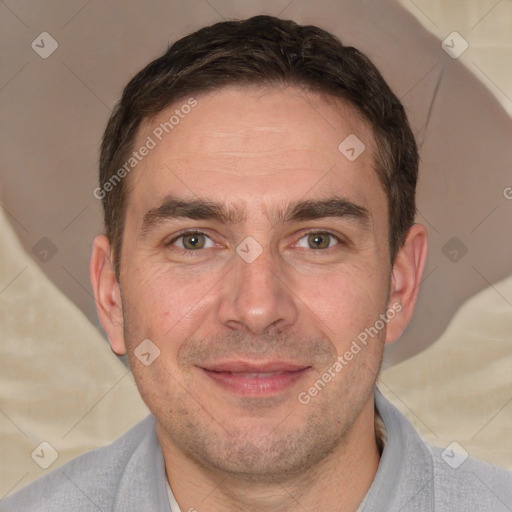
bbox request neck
[159,397,380,512]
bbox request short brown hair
[99,15,418,277]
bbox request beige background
[1,0,512,498]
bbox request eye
[296,232,340,250]
[170,232,215,250]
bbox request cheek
[121,267,214,411]
[121,262,220,348]
[294,263,389,342]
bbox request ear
[385,223,428,344]
[89,235,126,355]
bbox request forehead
[126,85,382,216]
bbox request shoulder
[428,444,512,510]
[373,389,512,511]
[0,415,156,512]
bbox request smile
[199,362,311,396]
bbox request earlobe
[385,223,428,344]
[89,235,127,355]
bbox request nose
[217,244,299,335]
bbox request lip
[202,360,309,373]
[199,360,311,396]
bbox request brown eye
[183,233,205,249]
[306,233,334,249]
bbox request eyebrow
[139,195,370,236]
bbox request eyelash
[165,230,343,250]
[165,230,216,249]
[295,230,342,249]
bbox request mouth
[199,361,312,396]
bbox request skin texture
[90,85,427,511]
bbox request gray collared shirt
[2,388,512,511]
[165,479,370,511]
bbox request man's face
[112,86,396,480]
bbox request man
[2,15,511,512]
